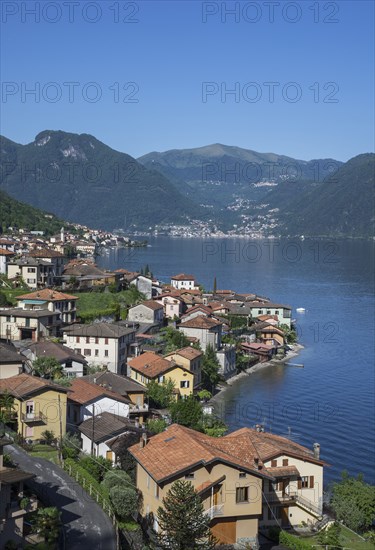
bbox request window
[158,375,165,383]
[95,349,99,357]
[236,487,249,503]
[155,483,159,499]
[267,310,271,314]
[258,309,263,314]
[27,267,35,273]
[239,472,246,479]
[27,278,35,284]
[105,338,109,345]
[84,349,91,356]
[104,350,109,357]
[146,474,150,489]
[300,476,309,488]
[95,337,99,344]
[76,348,81,354]
[6,316,10,322]
[271,459,277,467]
[86,337,90,344]
[185,473,194,479]
[275,310,279,315]
[76,336,80,343]
[282,459,289,466]
[180,380,190,388]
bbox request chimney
[135,418,139,428]
[254,457,260,470]
[139,432,148,448]
[93,377,97,384]
[313,443,320,460]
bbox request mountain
[0,189,68,235]
[0,131,205,231]
[274,153,375,238]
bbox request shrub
[110,486,138,519]
[102,470,133,491]
[279,531,312,549]
[79,455,112,482]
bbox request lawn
[304,525,373,550]
[29,445,59,465]
[75,288,144,322]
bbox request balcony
[204,504,224,519]
[129,403,149,413]
[263,491,298,504]
[21,412,47,424]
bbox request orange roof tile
[17,289,78,301]
[68,378,130,405]
[129,352,189,378]
[0,374,68,397]
[179,315,222,329]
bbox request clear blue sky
[0,0,373,161]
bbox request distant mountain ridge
[0,131,204,231]
[0,131,373,237]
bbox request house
[258,325,285,347]
[170,273,198,291]
[154,293,185,319]
[7,258,55,289]
[82,371,148,421]
[180,304,212,323]
[164,347,203,389]
[248,302,292,328]
[28,248,66,281]
[0,435,36,548]
[0,247,14,275]
[0,308,61,342]
[240,342,277,362]
[67,378,131,428]
[178,315,222,351]
[63,322,136,374]
[25,341,87,378]
[128,352,194,399]
[129,424,325,546]
[78,412,140,463]
[115,270,152,299]
[61,261,121,290]
[216,345,237,379]
[127,300,164,325]
[0,343,25,379]
[0,374,68,442]
[16,288,78,325]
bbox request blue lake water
[97,237,375,486]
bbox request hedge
[63,458,112,510]
[279,531,313,550]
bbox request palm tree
[32,507,61,543]
[0,390,16,423]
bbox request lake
[97,237,375,485]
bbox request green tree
[79,455,112,482]
[61,432,81,459]
[170,396,203,430]
[147,418,168,434]
[41,430,56,446]
[163,327,190,353]
[147,379,175,409]
[32,507,61,543]
[331,472,375,532]
[200,415,227,438]
[201,345,221,392]
[0,390,16,423]
[102,469,133,491]
[110,486,138,519]
[317,522,342,549]
[157,480,217,549]
[32,356,64,379]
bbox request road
[8,444,117,550]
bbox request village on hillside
[0,226,333,549]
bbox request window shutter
[271,459,277,467]
[298,478,302,490]
[282,459,289,466]
[310,476,314,488]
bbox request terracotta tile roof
[129,424,273,483]
[179,315,222,329]
[258,314,279,322]
[165,347,203,360]
[17,289,78,301]
[0,247,14,255]
[133,300,163,311]
[0,373,68,397]
[196,476,226,494]
[129,352,186,378]
[266,466,300,478]
[171,273,195,281]
[67,378,130,405]
[225,428,323,465]
[181,305,212,317]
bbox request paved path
[8,444,116,550]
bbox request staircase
[295,494,323,519]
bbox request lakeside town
[0,225,373,550]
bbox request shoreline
[211,343,305,403]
